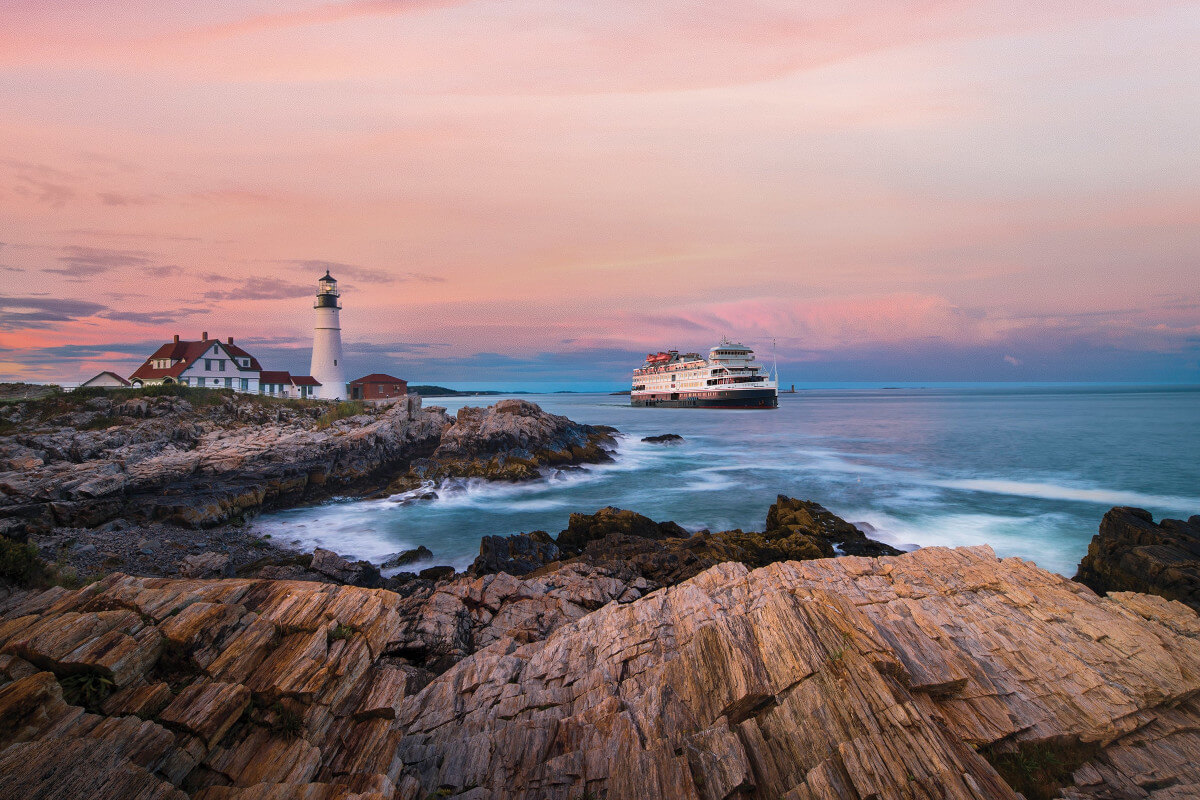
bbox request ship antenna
[772,337,779,384]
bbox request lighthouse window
[333,359,337,366]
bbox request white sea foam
[934,478,1200,512]
[672,467,739,493]
[845,509,1081,575]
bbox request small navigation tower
[310,270,346,400]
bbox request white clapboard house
[129,333,319,397]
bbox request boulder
[556,506,688,554]
[469,532,560,577]
[381,546,433,569]
[417,565,455,582]
[641,433,683,443]
[765,495,902,557]
[399,400,617,486]
[1074,506,1200,611]
[178,552,233,580]
[309,548,381,588]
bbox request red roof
[260,371,321,387]
[224,342,263,371]
[129,339,212,381]
[349,373,406,385]
[130,338,264,382]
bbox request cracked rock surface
[2,545,1200,799]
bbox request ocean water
[251,386,1200,577]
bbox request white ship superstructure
[631,339,778,408]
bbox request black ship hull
[631,388,778,409]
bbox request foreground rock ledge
[2,546,1200,800]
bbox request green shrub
[983,740,1101,800]
[316,401,367,429]
[270,701,305,740]
[60,672,114,711]
[0,538,48,587]
[328,623,355,643]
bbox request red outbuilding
[349,373,408,401]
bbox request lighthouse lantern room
[309,270,347,399]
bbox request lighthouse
[310,270,347,400]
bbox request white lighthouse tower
[310,270,347,400]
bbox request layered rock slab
[1,546,1200,799]
[398,546,1200,799]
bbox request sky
[1,1,1198,390]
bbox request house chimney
[173,334,180,343]
[227,337,233,345]
[202,331,208,340]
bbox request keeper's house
[129,333,319,397]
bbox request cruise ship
[631,340,778,408]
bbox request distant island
[408,384,512,397]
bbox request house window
[204,359,212,370]
[218,360,226,371]
[225,377,232,388]
[240,378,248,391]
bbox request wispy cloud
[101,308,204,325]
[203,276,312,301]
[0,296,108,329]
[2,158,78,207]
[43,245,156,280]
[284,259,445,285]
[97,191,160,206]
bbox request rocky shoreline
[0,390,616,582]
[3,390,1200,799]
